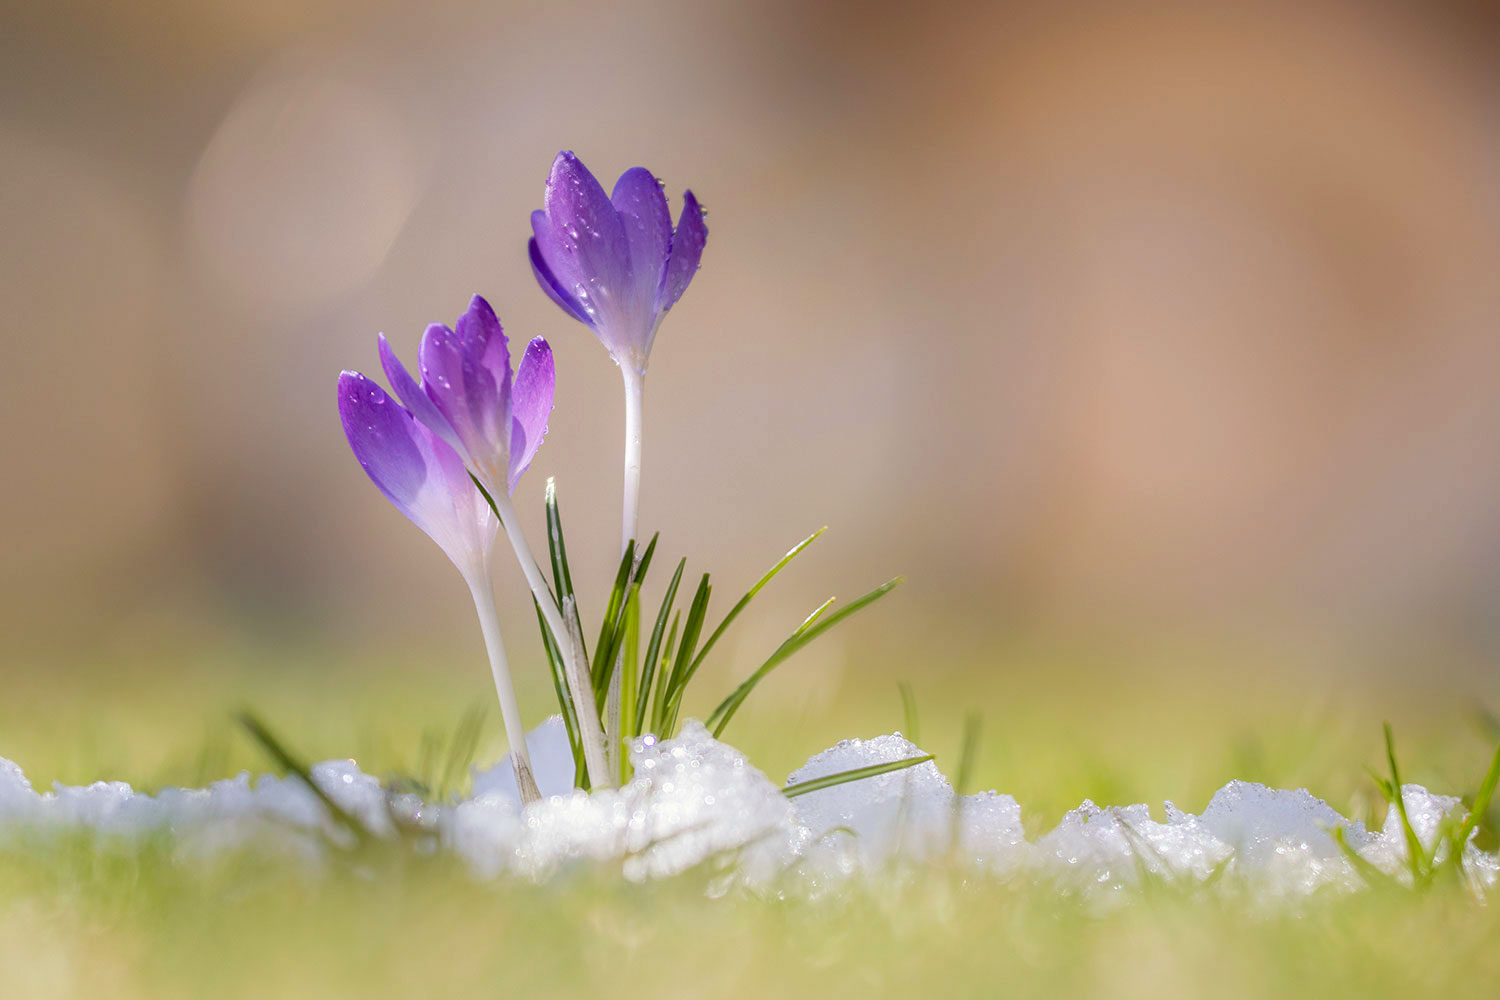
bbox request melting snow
[0,717,1492,900]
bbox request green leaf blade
[708,577,903,737]
[685,526,826,679]
[783,754,934,799]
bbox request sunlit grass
[2,824,1498,999]
[2,639,1498,998]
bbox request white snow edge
[1,718,1495,900]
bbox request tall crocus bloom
[528,150,708,553]
[376,294,553,501]
[337,371,541,804]
[377,295,612,788]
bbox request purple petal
[611,167,672,309]
[660,189,708,313]
[529,232,591,325]
[417,304,513,493]
[532,151,632,329]
[507,337,555,493]
[377,333,460,453]
[337,371,495,576]
[454,294,512,426]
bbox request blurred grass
[2,823,1499,999]
[2,635,1498,997]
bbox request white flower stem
[491,490,613,789]
[465,573,541,805]
[620,366,646,557]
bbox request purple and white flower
[377,294,555,500]
[337,370,497,582]
[528,151,708,555]
[529,151,707,375]
[338,319,554,803]
[364,295,612,789]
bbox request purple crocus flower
[528,151,707,375]
[377,294,555,500]
[362,294,613,789]
[337,370,497,581]
[528,151,708,556]
[338,333,552,804]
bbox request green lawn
[2,635,1497,998]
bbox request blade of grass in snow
[1453,736,1500,868]
[1332,824,1398,889]
[955,713,982,796]
[1384,723,1430,885]
[438,705,485,803]
[782,754,934,799]
[707,577,903,738]
[898,682,919,745]
[236,711,368,843]
[949,712,981,855]
[637,557,685,735]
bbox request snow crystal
[0,719,1495,904]
[449,720,803,884]
[788,732,955,871]
[1034,800,1232,894]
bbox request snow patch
[1,718,1493,902]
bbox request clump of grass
[1333,722,1500,891]
[534,480,902,792]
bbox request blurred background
[3,0,1499,794]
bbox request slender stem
[491,490,613,789]
[466,573,541,805]
[620,366,646,556]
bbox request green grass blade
[954,712,982,796]
[707,577,903,737]
[591,540,637,700]
[1332,824,1398,889]
[793,597,836,635]
[543,479,587,663]
[1454,736,1500,862]
[783,754,934,799]
[650,611,681,735]
[661,574,712,735]
[636,558,685,735]
[1384,723,1429,884]
[618,584,642,775]
[534,598,585,783]
[471,473,499,520]
[898,682,919,745]
[591,534,660,708]
[948,712,981,855]
[438,705,486,803]
[237,712,368,843]
[633,533,659,587]
[684,526,826,680]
